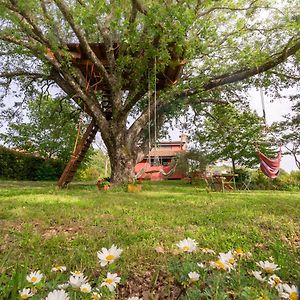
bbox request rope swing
[256,87,281,179]
[134,57,178,179]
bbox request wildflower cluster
[18,245,140,299]
[170,238,299,299]
[252,260,298,299]
[17,239,299,299]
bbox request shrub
[0,146,65,181]
[250,169,300,190]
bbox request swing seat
[258,148,281,179]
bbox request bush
[234,168,252,189]
[250,169,300,191]
[0,146,65,181]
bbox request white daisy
[210,259,232,271]
[127,297,143,300]
[70,270,84,277]
[280,284,299,300]
[197,262,205,268]
[201,248,215,254]
[69,275,88,289]
[256,260,280,273]
[57,283,69,290]
[219,251,235,265]
[45,289,70,300]
[100,272,121,292]
[251,271,266,282]
[19,288,34,299]
[188,271,200,282]
[26,270,43,285]
[51,266,67,272]
[210,250,236,272]
[97,245,123,267]
[176,238,197,253]
[268,274,282,289]
[91,292,102,300]
[80,283,92,293]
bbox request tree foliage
[0,0,299,184]
[272,98,300,169]
[195,105,265,171]
[0,96,80,162]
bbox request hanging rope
[255,88,281,179]
[72,112,83,156]
[154,56,157,151]
[148,69,152,165]
[133,70,152,180]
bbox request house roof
[158,141,185,145]
[147,148,184,157]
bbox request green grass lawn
[0,181,299,299]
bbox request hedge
[0,146,65,181]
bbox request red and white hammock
[258,148,282,179]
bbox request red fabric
[258,148,281,179]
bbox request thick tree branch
[203,37,300,90]
[180,37,300,98]
[6,1,50,46]
[53,0,112,86]
[0,71,46,79]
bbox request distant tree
[272,99,300,169]
[0,96,80,162]
[176,149,209,175]
[76,148,110,181]
[195,105,265,173]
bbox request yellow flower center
[235,248,243,256]
[31,277,37,283]
[290,291,298,300]
[183,246,190,251]
[82,287,88,293]
[215,260,226,270]
[74,271,81,275]
[106,254,115,261]
[21,294,29,300]
[274,277,281,285]
[264,267,274,273]
[105,278,113,284]
[229,258,235,264]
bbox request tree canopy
[195,104,266,172]
[0,0,299,184]
[0,96,80,161]
[272,98,300,169]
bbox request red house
[134,134,188,180]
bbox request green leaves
[195,104,266,169]
[1,95,80,162]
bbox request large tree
[0,0,299,185]
[0,96,80,162]
[195,105,265,173]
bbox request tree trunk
[231,158,236,174]
[109,145,137,185]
